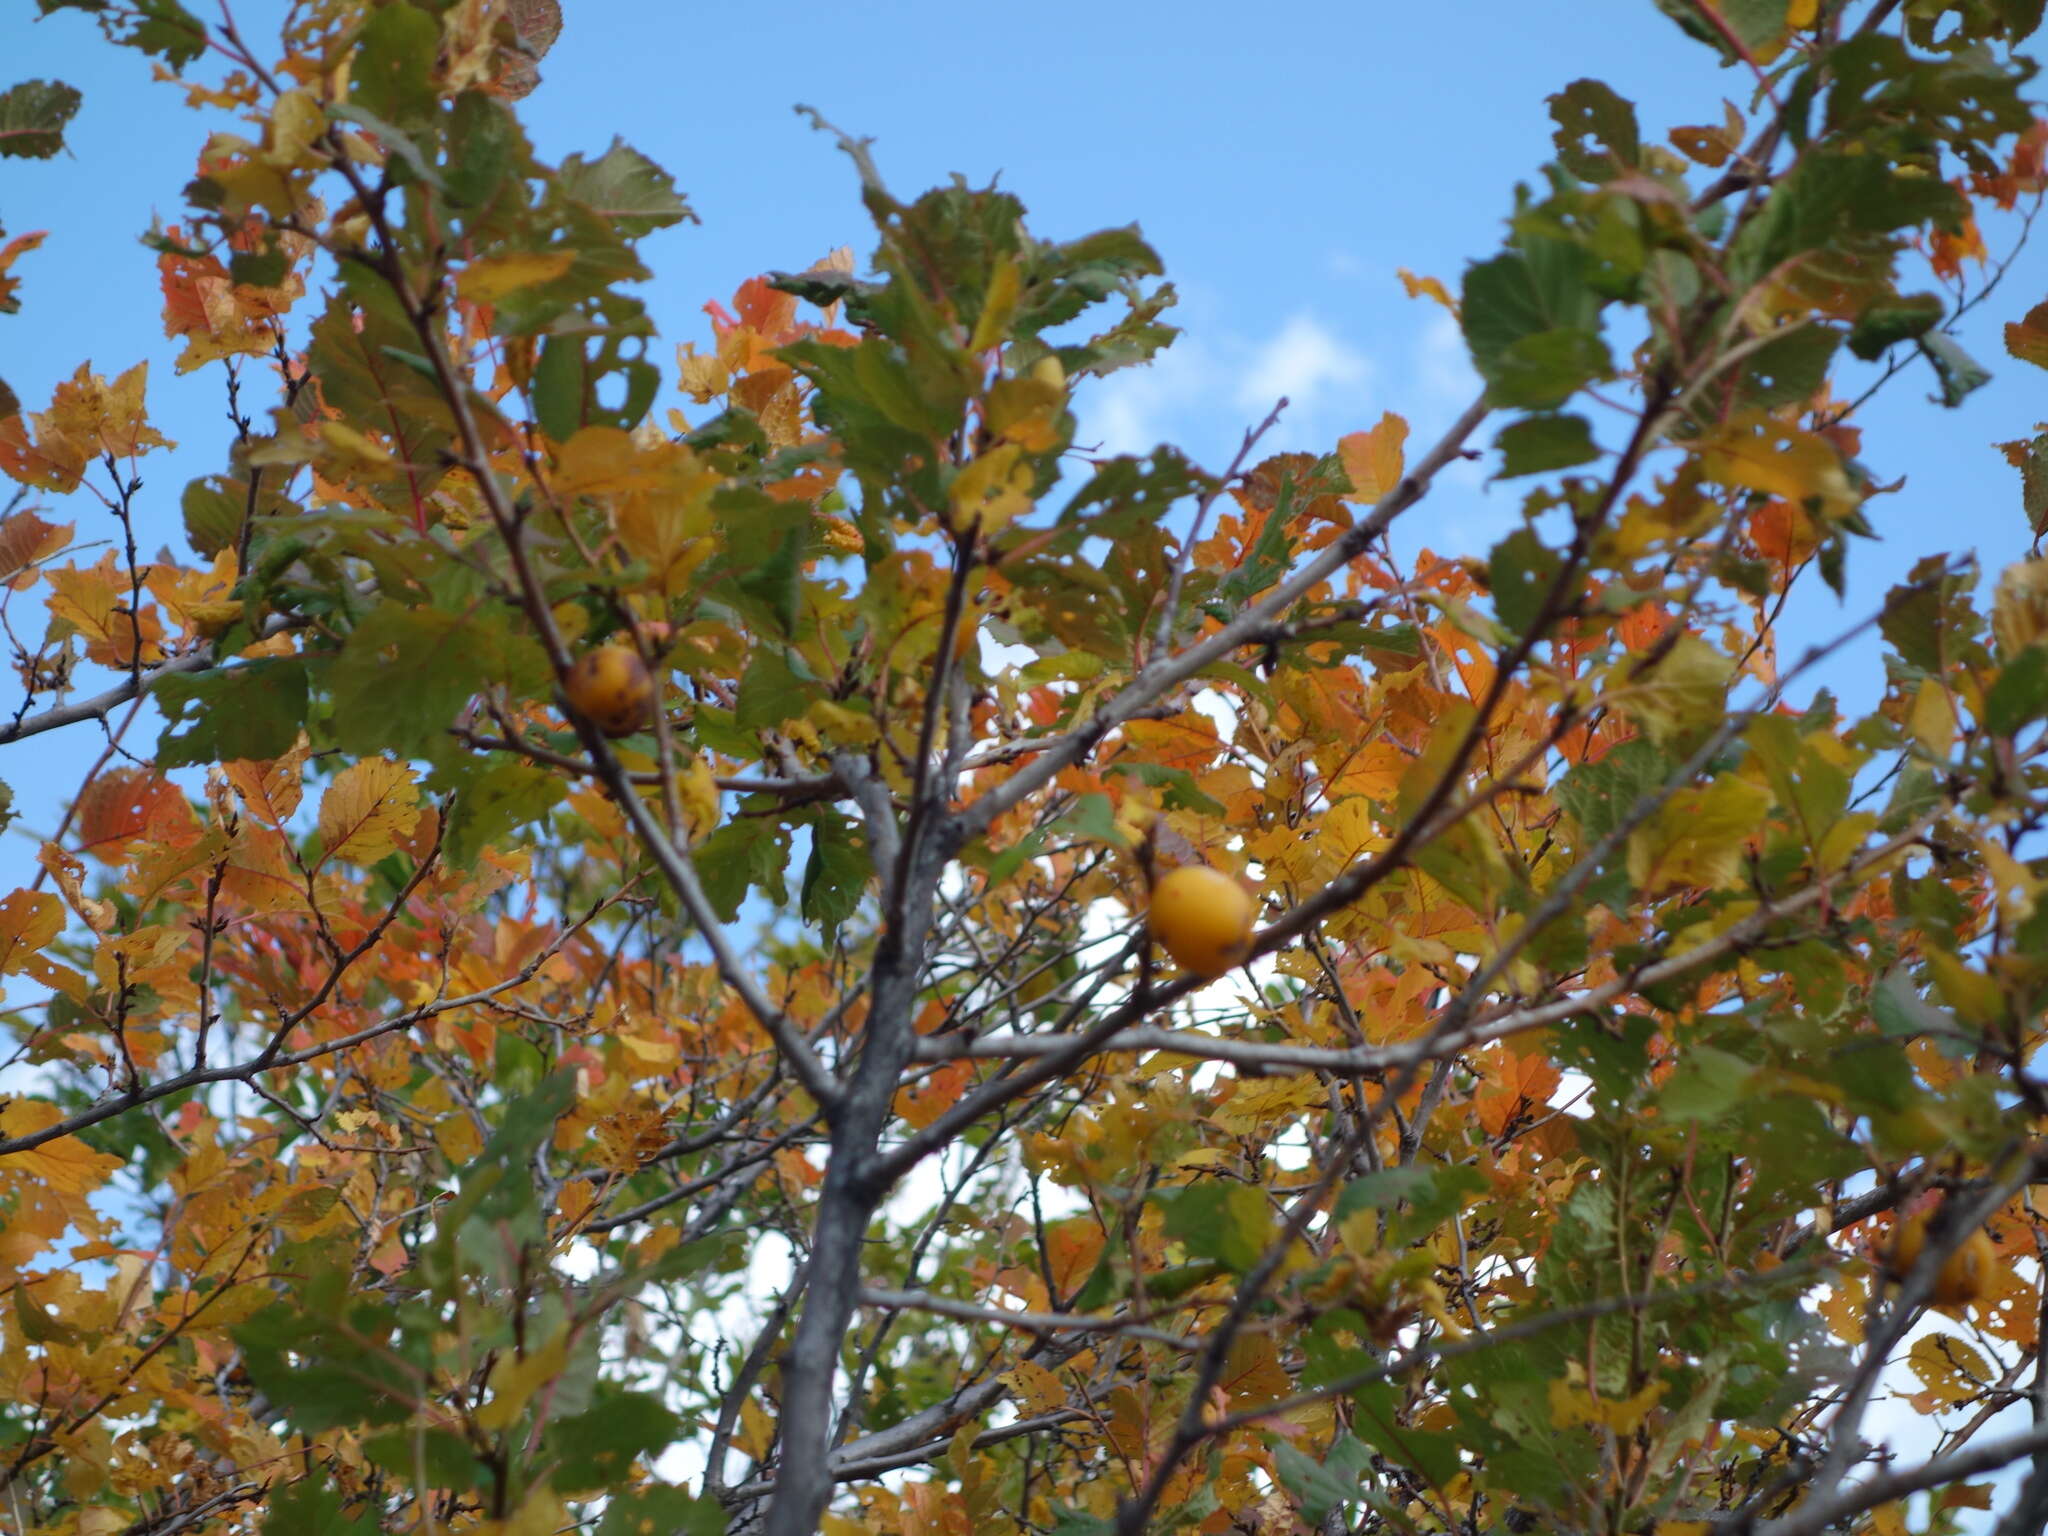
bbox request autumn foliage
[5,3,2048,1535]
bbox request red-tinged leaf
[0,508,71,587]
[2006,300,2048,371]
[0,228,47,313]
[72,768,198,865]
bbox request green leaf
[2013,433,2048,536]
[593,1485,726,1536]
[39,1,206,66]
[1156,1182,1270,1272]
[1549,79,1640,180]
[1880,558,1979,674]
[1919,331,1992,407]
[559,138,695,235]
[442,757,565,870]
[1489,326,1613,410]
[350,3,439,128]
[1658,1044,1754,1122]
[1488,527,1567,637]
[1985,644,2048,735]
[0,79,82,160]
[548,1390,681,1491]
[329,602,536,757]
[1271,1434,1374,1523]
[443,90,526,213]
[1848,292,1945,360]
[694,818,787,922]
[1337,1164,1487,1247]
[532,334,585,442]
[800,814,867,932]
[361,1426,486,1490]
[1461,240,1606,409]
[731,522,804,638]
[1737,324,1842,407]
[262,1467,381,1536]
[1556,738,1675,846]
[735,647,810,730]
[156,660,310,767]
[1495,413,1598,477]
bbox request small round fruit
[1890,1206,1999,1307]
[1147,864,1257,980]
[563,644,655,738]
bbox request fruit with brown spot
[563,645,655,738]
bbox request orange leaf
[893,1059,973,1131]
[45,551,166,668]
[0,509,72,588]
[1339,412,1409,503]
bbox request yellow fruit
[1147,864,1257,980]
[1890,1206,1999,1307]
[563,644,655,738]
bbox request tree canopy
[4,3,2048,1534]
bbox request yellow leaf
[0,887,65,973]
[459,250,575,304]
[1320,797,1386,867]
[1397,268,1457,313]
[0,362,174,492]
[952,443,1035,532]
[46,551,167,667]
[317,419,393,468]
[1210,1073,1322,1135]
[1909,679,1958,758]
[474,1328,573,1430]
[1627,776,1772,894]
[473,1490,569,1536]
[1907,1332,1990,1406]
[1926,947,2004,1027]
[1696,409,1856,520]
[1613,634,1732,748]
[434,1113,484,1166]
[316,757,420,868]
[263,88,324,168]
[1001,1359,1067,1416]
[737,1393,777,1459]
[676,342,730,402]
[1548,1376,1667,1433]
[970,256,1023,353]
[1338,412,1409,503]
[1992,558,2048,656]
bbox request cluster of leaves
[4,2,2048,1535]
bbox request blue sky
[2,0,2042,844]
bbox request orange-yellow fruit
[1890,1207,1999,1307]
[1147,864,1257,980]
[563,645,655,738]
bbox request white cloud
[1416,307,1481,407]
[1235,313,1372,418]
[1080,333,1225,458]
